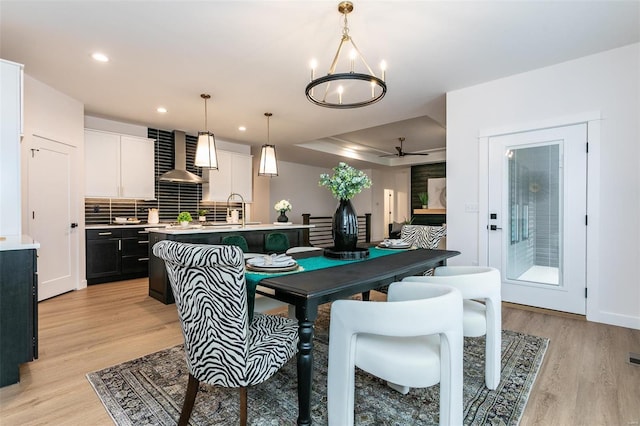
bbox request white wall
[447,43,640,329]
[266,160,409,242]
[267,160,339,221]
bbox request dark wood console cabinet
[0,248,38,387]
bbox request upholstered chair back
[401,224,447,249]
[221,234,250,253]
[264,232,290,253]
[152,240,298,425]
[152,241,251,386]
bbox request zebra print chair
[402,224,447,276]
[375,224,448,295]
[400,224,447,250]
[152,240,298,426]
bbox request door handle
[70,223,78,228]
[489,225,502,231]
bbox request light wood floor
[1,279,638,425]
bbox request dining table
[247,247,460,425]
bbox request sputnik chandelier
[305,1,387,109]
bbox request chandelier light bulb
[310,58,318,80]
[350,49,357,72]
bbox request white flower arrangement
[274,199,292,212]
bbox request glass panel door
[487,123,587,315]
[506,143,561,286]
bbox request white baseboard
[588,310,640,330]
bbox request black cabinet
[86,229,121,282]
[1,248,38,387]
[121,228,150,275]
[86,227,150,284]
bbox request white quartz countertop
[86,223,171,230]
[149,223,314,235]
[0,235,41,251]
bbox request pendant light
[258,112,278,177]
[195,93,218,169]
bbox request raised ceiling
[1,1,638,169]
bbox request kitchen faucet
[227,193,246,228]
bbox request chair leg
[178,373,199,426]
[386,381,410,395]
[240,387,248,426]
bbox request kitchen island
[147,223,314,304]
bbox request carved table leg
[296,305,316,425]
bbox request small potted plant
[198,209,208,222]
[418,192,428,209]
[177,211,192,227]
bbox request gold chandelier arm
[328,35,349,75]
[322,36,351,102]
[349,38,377,77]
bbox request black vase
[277,211,289,222]
[332,199,358,251]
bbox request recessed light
[157,107,167,113]
[91,52,109,62]
[238,126,246,132]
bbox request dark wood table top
[258,248,460,306]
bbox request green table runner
[245,247,406,318]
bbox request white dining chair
[403,266,502,389]
[327,281,463,426]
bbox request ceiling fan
[381,137,430,157]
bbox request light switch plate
[465,203,479,213]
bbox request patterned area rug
[87,306,548,425]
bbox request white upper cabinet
[202,150,253,202]
[119,135,155,199]
[85,129,155,199]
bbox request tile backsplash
[84,198,240,225]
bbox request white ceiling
[1,1,638,169]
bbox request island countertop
[149,223,314,235]
[0,235,40,251]
[147,223,315,304]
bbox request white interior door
[384,189,394,237]
[488,124,587,314]
[28,136,78,301]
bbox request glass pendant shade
[195,93,218,169]
[195,131,218,169]
[258,144,278,177]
